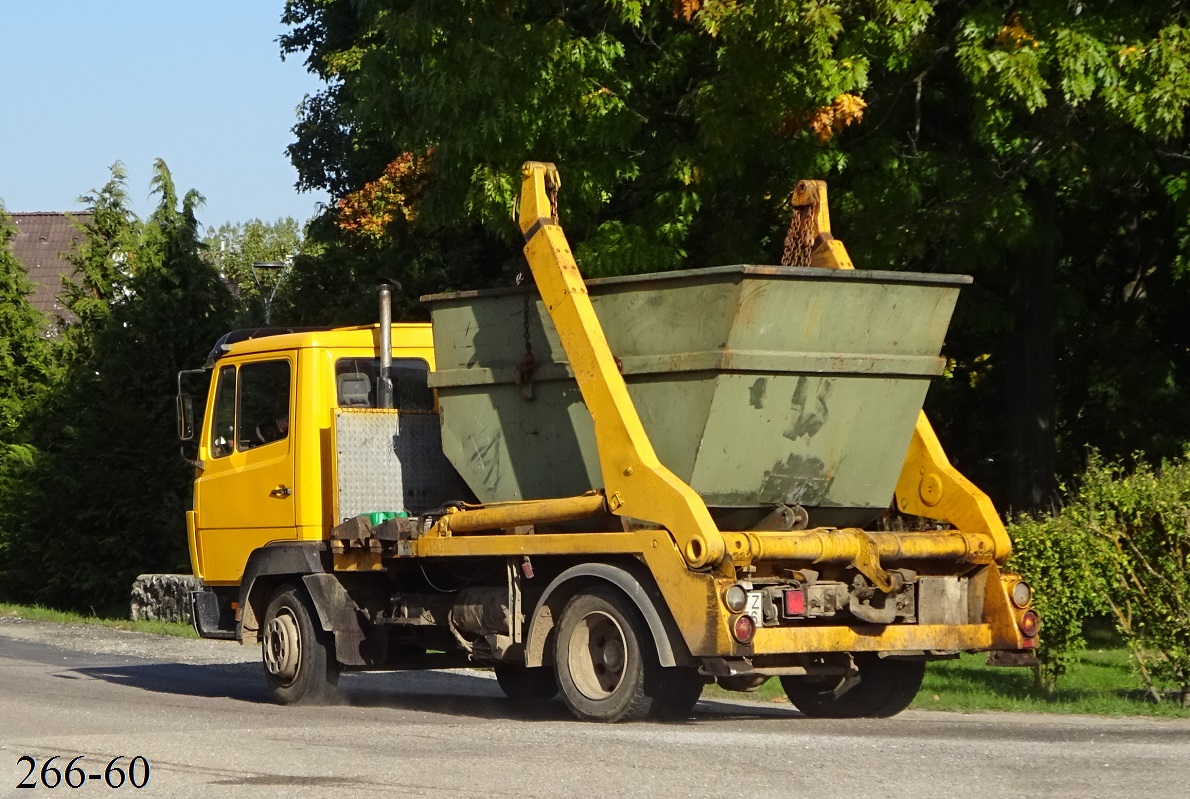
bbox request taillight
[783,588,806,617]
[723,584,748,613]
[1019,609,1040,638]
[1011,581,1033,609]
[731,613,756,644]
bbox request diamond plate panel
[335,409,469,522]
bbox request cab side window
[335,358,433,411]
[210,366,237,459]
[393,360,434,411]
[238,360,291,450]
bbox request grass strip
[915,650,1190,717]
[705,649,1190,718]
[0,602,198,639]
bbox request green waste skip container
[423,265,970,529]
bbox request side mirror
[176,367,211,469]
[177,393,195,441]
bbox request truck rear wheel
[555,587,658,722]
[779,653,924,718]
[494,665,559,703]
[261,584,340,704]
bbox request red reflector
[783,589,806,617]
[731,614,756,644]
[1021,638,1036,648]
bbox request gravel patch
[0,616,257,664]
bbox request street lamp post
[250,260,292,324]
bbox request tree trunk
[1006,188,1057,513]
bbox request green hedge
[1009,452,1190,705]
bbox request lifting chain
[515,270,536,400]
[514,172,558,400]
[547,172,560,223]
[780,186,820,268]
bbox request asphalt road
[2,617,1190,799]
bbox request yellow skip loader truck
[177,162,1038,722]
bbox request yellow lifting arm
[894,412,1013,563]
[516,162,726,570]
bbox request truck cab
[182,324,440,609]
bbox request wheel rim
[567,610,628,701]
[263,608,301,684]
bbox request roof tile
[8,212,92,325]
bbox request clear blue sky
[0,1,329,230]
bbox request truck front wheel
[261,584,340,704]
[779,653,924,718]
[555,587,658,722]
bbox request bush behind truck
[176,163,1038,722]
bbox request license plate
[745,591,765,625]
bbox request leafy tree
[0,205,56,583]
[277,0,932,319]
[279,1,1190,511]
[203,217,305,324]
[831,1,1190,510]
[54,163,141,351]
[0,162,233,614]
[0,205,55,445]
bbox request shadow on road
[72,660,801,722]
[74,661,269,703]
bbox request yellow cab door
[193,354,296,584]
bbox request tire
[494,665,559,703]
[779,653,925,718]
[261,584,340,704]
[555,586,660,722]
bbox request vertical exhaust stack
[377,280,397,408]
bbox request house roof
[8,211,91,323]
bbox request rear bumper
[749,622,1012,655]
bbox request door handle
[270,485,292,498]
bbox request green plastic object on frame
[364,511,410,526]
